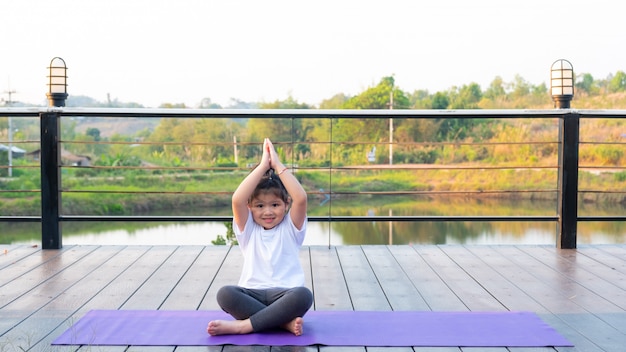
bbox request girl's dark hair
[250,169,289,203]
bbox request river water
[3,197,625,246]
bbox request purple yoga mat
[52,310,573,347]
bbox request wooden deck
[1,244,625,352]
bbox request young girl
[207,138,313,336]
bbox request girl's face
[249,192,288,230]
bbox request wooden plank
[120,246,208,352]
[418,246,510,352]
[0,246,100,333]
[2,244,624,351]
[27,246,151,351]
[325,246,384,352]
[492,246,620,352]
[544,247,626,310]
[518,246,622,313]
[199,246,242,311]
[448,246,549,312]
[387,246,464,352]
[72,246,180,352]
[336,246,389,311]
[458,246,571,352]
[175,347,224,352]
[388,245,465,311]
[594,245,626,270]
[484,246,602,352]
[0,246,96,308]
[122,245,204,310]
[160,246,230,310]
[198,247,266,352]
[331,246,398,352]
[524,246,626,343]
[487,246,586,313]
[157,246,230,352]
[309,246,363,352]
[412,246,504,311]
[0,246,64,287]
[301,246,314,295]
[309,246,352,310]
[571,246,626,288]
[0,245,42,270]
[0,246,126,351]
[361,245,429,310]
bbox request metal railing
[2,107,626,249]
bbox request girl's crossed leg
[207,285,313,336]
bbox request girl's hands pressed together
[265,138,285,173]
[260,138,272,171]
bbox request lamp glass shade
[48,57,67,94]
[550,59,574,97]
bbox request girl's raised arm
[267,139,307,230]
[231,139,271,232]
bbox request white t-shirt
[234,209,307,289]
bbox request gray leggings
[216,285,313,332]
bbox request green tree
[431,92,450,109]
[245,96,314,163]
[146,117,242,166]
[484,76,506,100]
[159,102,188,109]
[409,89,431,109]
[576,73,596,94]
[449,83,482,109]
[319,93,349,109]
[342,76,409,110]
[86,127,101,141]
[199,98,223,109]
[609,71,626,92]
[508,74,531,100]
[258,95,312,109]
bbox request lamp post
[41,57,67,249]
[550,59,574,109]
[552,58,579,248]
[46,57,68,107]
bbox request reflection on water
[2,197,625,245]
[3,220,625,246]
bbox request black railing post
[556,112,579,249]
[40,111,62,249]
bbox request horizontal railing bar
[7,215,626,223]
[0,216,41,222]
[578,216,626,221]
[59,165,559,171]
[0,107,604,118]
[56,215,560,222]
[59,190,557,195]
[60,140,559,146]
[2,107,626,118]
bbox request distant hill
[72,117,160,138]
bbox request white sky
[1,0,624,108]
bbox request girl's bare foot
[207,319,253,336]
[283,317,304,336]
